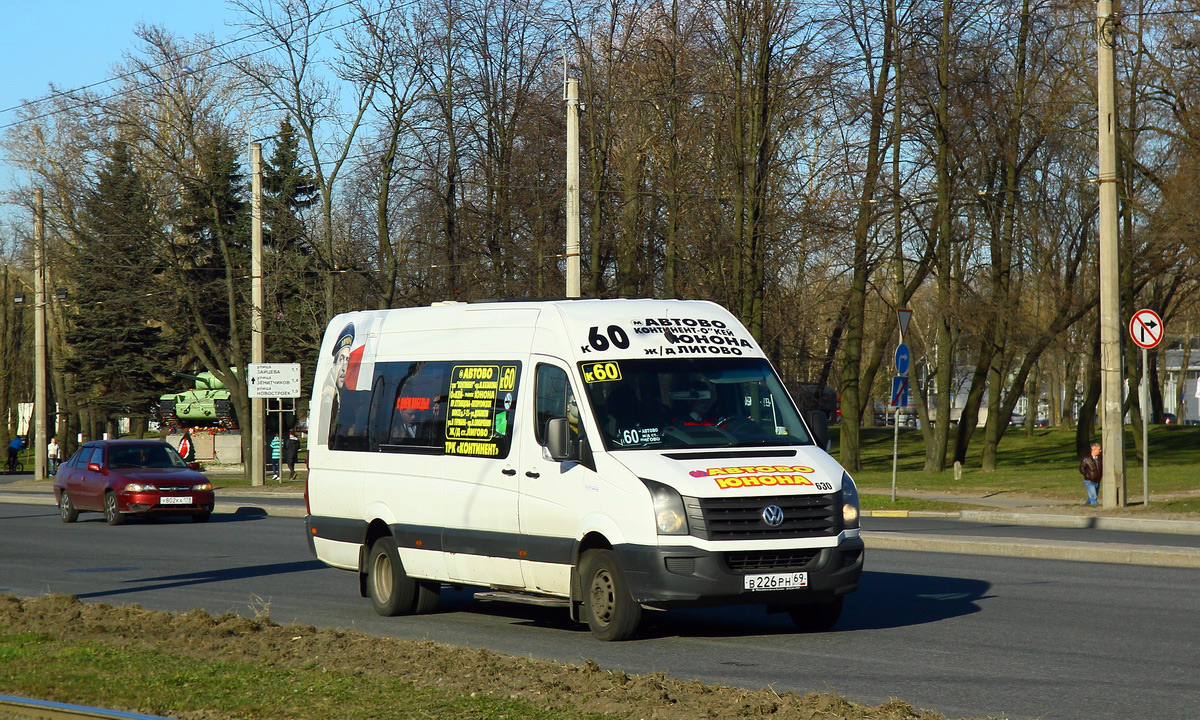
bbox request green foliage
[169,131,250,344]
[262,119,324,368]
[64,138,172,421]
[263,118,318,255]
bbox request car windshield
[578,357,814,450]
[108,445,187,469]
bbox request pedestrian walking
[1079,442,1102,506]
[269,434,282,481]
[283,430,300,480]
[47,437,61,474]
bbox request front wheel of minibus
[580,549,642,641]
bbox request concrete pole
[250,143,266,487]
[33,189,47,480]
[566,76,581,298]
[1096,0,1125,507]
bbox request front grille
[687,492,841,541]
[725,549,822,572]
[157,485,193,492]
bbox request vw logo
[761,504,785,527]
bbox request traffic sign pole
[1141,346,1149,507]
[1129,309,1162,507]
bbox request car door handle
[501,468,517,476]
[525,470,540,479]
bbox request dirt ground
[0,594,977,720]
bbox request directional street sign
[891,376,910,408]
[1129,308,1163,350]
[895,343,911,376]
[248,363,302,399]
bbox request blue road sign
[891,376,910,408]
[895,343,911,376]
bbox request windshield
[578,357,814,450]
[108,444,188,469]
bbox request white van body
[305,299,863,640]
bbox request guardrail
[0,693,173,719]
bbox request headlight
[193,482,213,491]
[841,472,860,529]
[640,479,688,535]
[124,483,157,492]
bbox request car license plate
[744,572,807,591]
[159,496,192,505]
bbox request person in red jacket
[1078,442,1102,505]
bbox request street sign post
[889,372,911,504]
[247,363,302,399]
[1129,309,1163,507]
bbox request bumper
[123,492,215,515]
[615,536,864,609]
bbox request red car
[53,439,215,525]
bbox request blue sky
[0,0,237,123]
[0,1,241,226]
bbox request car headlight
[841,472,860,529]
[193,482,213,491]
[640,479,688,535]
[124,483,157,492]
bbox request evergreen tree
[65,138,170,425]
[262,118,323,365]
[171,131,250,350]
[263,118,318,254]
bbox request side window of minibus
[534,364,579,446]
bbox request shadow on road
[74,560,327,600]
[418,570,992,640]
[836,570,991,630]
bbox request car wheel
[103,491,125,526]
[366,537,418,616]
[580,549,641,641]
[787,597,844,632]
[58,492,78,523]
[192,511,211,523]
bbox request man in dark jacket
[283,431,301,480]
[1079,442,1102,505]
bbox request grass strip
[0,632,597,720]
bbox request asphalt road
[0,500,1197,720]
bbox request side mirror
[188,462,201,471]
[806,410,830,452]
[546,417,576,462]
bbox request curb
[958,509,1200,536]
[862,531,1200,569]
[861,508,1200,536]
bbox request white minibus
[305,298,862,640]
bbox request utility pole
[250,143,265,487]
[33,189,47,480]
[1096,0,1125,507]
[566,76,581,298]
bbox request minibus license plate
[744,572,807,591]
[160,496,192,505]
